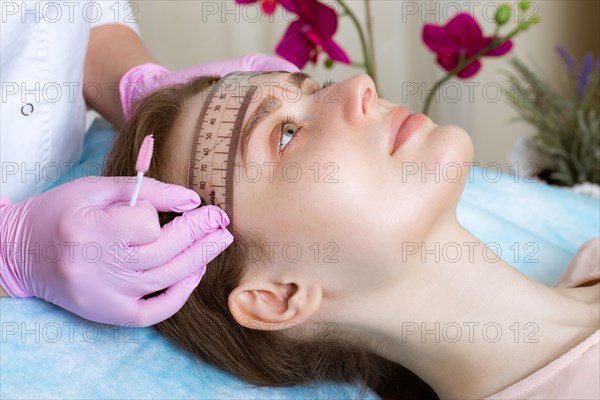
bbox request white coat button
[21,103,34,116]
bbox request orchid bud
[495,4,511,26]
[519,0,531,11]
[324,58,335,69]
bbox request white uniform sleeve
[89,0,141,36]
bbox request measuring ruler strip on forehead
[186,71,272,230]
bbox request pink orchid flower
[423,12,513,78]
[235,0,279,14]
[274,0,351,69]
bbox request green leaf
[503,54,600,185]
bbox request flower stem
[493,25,500,37]
[422,27,524,115]
[364,0,377,87]
[334,0,376,86]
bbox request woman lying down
[104,71,600,400]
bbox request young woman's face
[178,72,473,281]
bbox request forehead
[221,71,293,96]
[226,71,303,113]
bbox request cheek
[375,124,473,250]
[240,148,370,262]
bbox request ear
[228,279,322,331]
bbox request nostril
[362,87,373,115]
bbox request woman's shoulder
[554,237,600,289]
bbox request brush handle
[129,171,144,206]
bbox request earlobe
[228,280,322,331]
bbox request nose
[340,73,377,126]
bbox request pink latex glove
[120,53,300,120]
[0,177,233,327]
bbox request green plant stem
[334,0,375,85]
[364,0,377,87]
[422,27,524,115]
[493,25,500,37]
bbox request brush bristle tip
[135,134,155,173]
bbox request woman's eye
[279,122,300,153]
[274,80,335,155]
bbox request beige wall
[134,0,599,171]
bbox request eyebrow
[240,72,311,166]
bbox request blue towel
[458,165,598,286]
[1,118,598,399]
[0,298,373,399]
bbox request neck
[344,214,600,399]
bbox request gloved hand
[0,176,233,327]
[120,53,300,120]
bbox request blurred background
[132,0,600,172]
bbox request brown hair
[103,76,439,399]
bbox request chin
[427,123,473,176]
[424,123,474,211]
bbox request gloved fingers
[157,60,230,87]
[98,176,201,213]
[137,228,232,294]
[135,178,201,212]
[126,205,232,270]
[134,269,204,327]
[120,63,170,118]
[158,53,300,88]
[93,199,162,245]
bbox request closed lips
[389,106,411,155]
